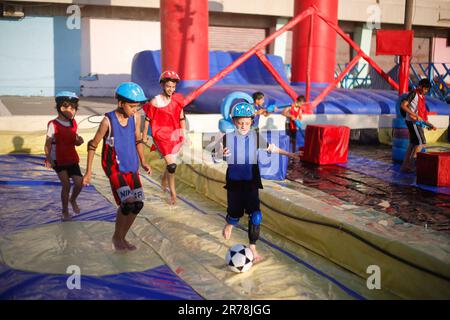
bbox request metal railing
[334,62,450,102]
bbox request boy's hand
[83,172,92,186]
[75,135,84,146]
[44,158,54,169]
[222,144,231,158]
[290,151,302,159]
[141,162,152,175]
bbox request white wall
[80,18,161,96]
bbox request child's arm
[267,144,299,158]
[75,135,84,146]
[180,110,191,145]
[44,136,53,168]
[82,117,109,186]
[143,117,150,143]
[400,100,418,121]
[281,107,291,119]
[135,115,152,175]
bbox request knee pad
[121,202,135,215]
[167,163,177,174]
[132,201,144,214]
[248,223,260,244]
[250,211,262,225]
[226,214,240,226]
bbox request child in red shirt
[143,71,186,205]
[44,91,84,221]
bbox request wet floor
[287,144,450,234]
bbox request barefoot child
[214,102,299,262]
[44,91,84,221]
[400,78,437,173]
[142,71,186,205]
[83,82,152,251]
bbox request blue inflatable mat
[131,50,450,115]
[0,263,202,300]
[0,154,203,300]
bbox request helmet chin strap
[58,109,75,126]
[117,107,127,116]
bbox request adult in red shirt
[143,71,186,205]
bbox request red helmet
[159,70,180,83]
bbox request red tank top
[49,119,79,165]
[143,93,185,156]
[416,89,428,121]
[289,104,302,131]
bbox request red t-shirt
[416,89,428,121]
[143,93,185,156]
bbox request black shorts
[406,120,426,146]
[285,122,297,139]
[53,162,82,177]
[227,187,260,219]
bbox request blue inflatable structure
[131,50,450,115]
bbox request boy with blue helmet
[44,91,84,221]
[215,102,299,262]
[83,82,152,251]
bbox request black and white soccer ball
[225,244,254,273]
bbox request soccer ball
[225,244,254,273]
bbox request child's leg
[223,190,244,240]
[161,170,168,192]
[70,174,83,214]
[122,207,138,250]
[400,144,414,171]
[412,144,424,162]
[163,154,177,205]
[56,170,71,220]
[246,189,263,263]
[112,206,128,251]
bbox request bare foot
[222,224,233,240]
[112,237,128,251]
[70,199,80,214]
[169,191,177,205]
[249,244,263,264]
[124,239,137,251]
[400,166,415,173]
[161,176,168,193]
[62,211,71,221]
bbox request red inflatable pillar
[291,0,338,86]
[160,0,209,83]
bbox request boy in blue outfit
[214,102,298,262]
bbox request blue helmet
[115,82,147,103]
[230,102,255,118]
[55,91,79,104]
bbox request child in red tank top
[44,92,84,221]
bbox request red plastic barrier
[376,30,414,56]
[416,152,450,187]
[302,125,350,165]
